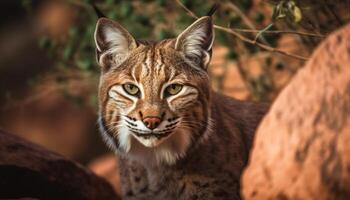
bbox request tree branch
[231,28,325,38]
[175,0,309,61]
[225,2,269,45]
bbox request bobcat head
[95,16,214,165]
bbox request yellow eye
[165,84,183,96]
[123,84,140,96]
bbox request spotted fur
[95,16,268,199]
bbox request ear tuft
[94,18,137,70]
[175,16,214,70]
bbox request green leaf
[272,1,302,24]
[292,5,302,23]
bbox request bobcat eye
[123,84,140,96]
[165,84,183,97]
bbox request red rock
[242,23,350,200]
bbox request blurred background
[0,0,348,194]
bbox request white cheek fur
[118,121,132,152]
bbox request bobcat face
[95,17,214,164]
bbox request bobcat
[95,14,268,200]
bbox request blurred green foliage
[28,0,349,103]
[36,0,277,73]
[15,0,350,105]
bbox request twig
[254,23,274,42]
[225,2,269,45]
[175,0,309,61]
[215,26,308,60]
[226,2,256,31]
[230,28,325,38]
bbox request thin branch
[231,28,325,38]
[175,0,309,61]
[254,23,274,42]
[215,26,308,60]
[176,0,198,19]
[225,2,269,45]
[226,2,256,30]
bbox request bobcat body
[95,15,268,200]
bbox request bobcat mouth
[127,126,175,140]
[124,118,179,141]
[131,130,172,139]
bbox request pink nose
[142,117,161,130]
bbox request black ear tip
[206,3,219,17]
[91,3,106,18]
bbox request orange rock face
[242,23,350,200]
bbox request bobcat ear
[175,16,214,70]
[94,18,137,70]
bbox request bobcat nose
[142,117,161,130]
